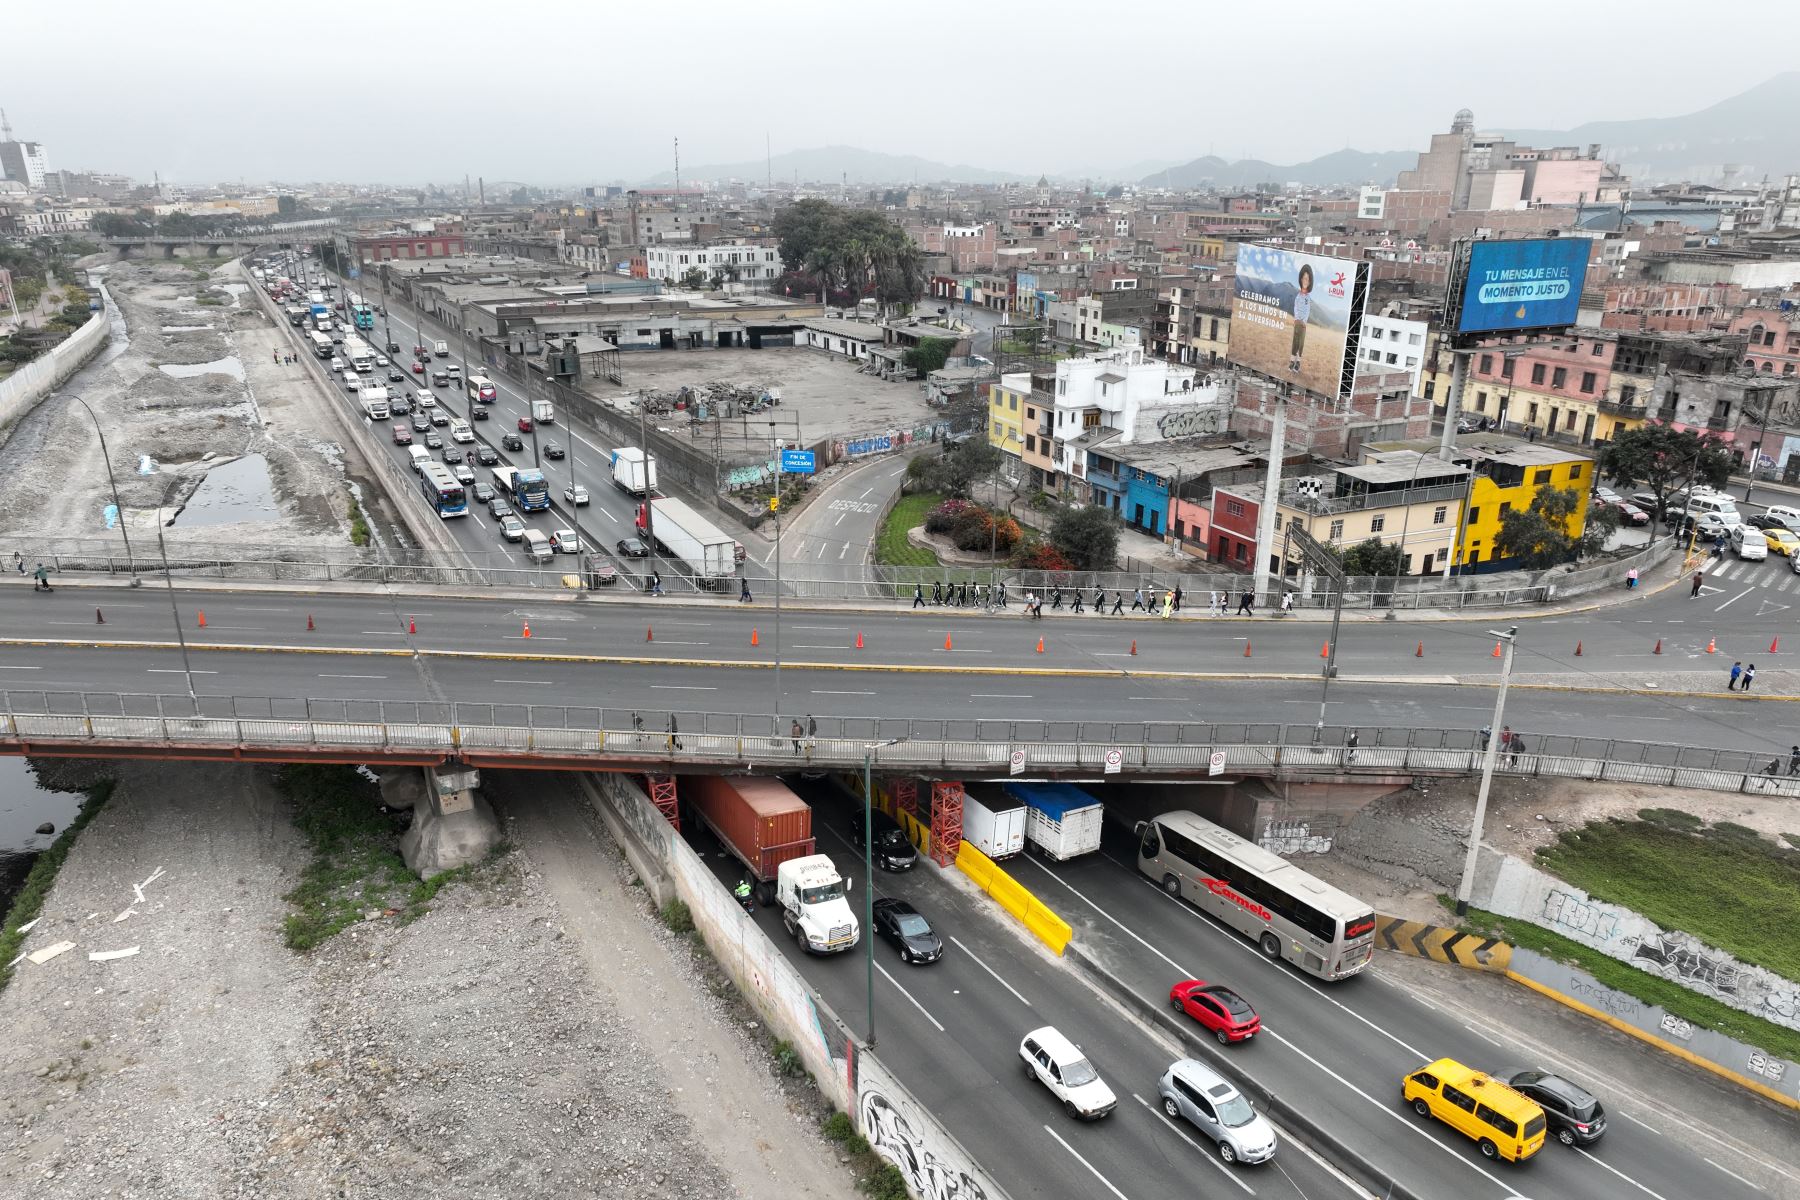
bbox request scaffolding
[646,774,679,830]
[928,781,964,867]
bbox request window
[1567,463,1582,480]
[1026,407,1035,420]
[1479,354,1493,374]
[1058,379,1067,395]
[1468,507,1480,526]
[1009,395,1018,410]
[1233,541,1246,563]
[1580,371,1596,393]
[1424,381,1435,400]
[1552,367,1567,388]
[1499,502,1512,516]
[1442,1085,1478,1115]
[1370,515,1386,532]
[1328,519,1345,540]
[1532,468,1549,484]
[1025,435,1036,452]
[1476,390,1487,411]
[1501,357,1514,379]
[1433,505,1447,525]
[1592,341,1605,356]
[1531,363,1546,385]
[1619,384,1636,405]
[1476,1104,1519,1138]
[1226,498,1245,517]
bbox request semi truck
[961,787,1028,859]
[357,385,391,420]
[1001,781,1104,861]
[610,447,657,496]
[634,496,737,586]
[490,466,551,512]
[683,775,858,953]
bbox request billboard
[1455,238,1590,334]
[1228,245,1369,401]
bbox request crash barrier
[585,771,1014,1199]
[1373,915,1512,972]
[1507,947,1800,1113]
[956,841,1073,957]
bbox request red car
[1170,979,1261,1044]
[517,416,533,432]
[411,360,426,374]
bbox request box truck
[432,339,449,357]
[635,496,737,586]
[961,788,1027,859]
[1002,781,1104,860]
[531,398,555,425]
[610,447,658,496]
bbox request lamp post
[65,394,140,586]
[862,737,903,1047]
[1456,625,1517,916]
[153,483,200,704]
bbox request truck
[610,447,657,496]
[1002,781,1104,861]
[635,496,737,586]
[682,774,858,952]
[432,339,449,357]
[490,465,550,512]
[961,787,1028,859]
[357,385,391,420]
[531,398,555,425]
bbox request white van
[449,419,474,444]
[520,529,554,563]
[1763,504,1800,532]
[1686,492,1742,526]
[408,445,431,473]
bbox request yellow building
[988,372,1027,456]
[1268,451,1471,578]
[1451,441,1592,571]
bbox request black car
[410,413,430,432]
[543,441,565,460]
[488,497,514,520]
[389,395,412,416]
[872,898,942,965]
[1747,513,1789,531]
[850,808,918,871]
[615,536,649,557]
[1496,1069,1605,1146]
[476,445,500,465]
[471,405,490,421]
[502,433,524,451]
[429,410,449,427]
[386,367,404,382]
[386,341,400,353]
[423,431,442,449]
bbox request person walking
[790,718,804,753]
[1627,567,1639,591]
[1759,756,1782,787]
[1236,590,1254,616]
[1742,663,1757,692]
[1345,729,1359,763]
[1050,586,1063,610]
[1208,589,1220,616]
[1280,591,1293,614]
[1131,588,1146,612]
[1729,661,1743,690]
[1161,590,1174,619]
[1111,591,1124,615]
[932,580,943,606]
[959,582,969,607]
[1691,570,1704,598]
[1788,745,1800,776]
[1172,586,1182,613]
[997,582,1008,608]
[1507,731,1526,767]
[32,563,51,592]
[1071,589,1084,614]
[913,584,926,609]
[739,577,752,603]
[11,551,22,575]
[666,713,681,751]
[1092,586,1106,612]
[806,713,818,752]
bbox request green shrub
[1637,807,1702,831]
[658,898,694,934]
[822,1111,856,1142]
[772,1039,806,1077]
[861,1163,908,1200]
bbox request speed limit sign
[1208,751,1226,777]
[1009,749,1026,776]
[1104,748,1123,775]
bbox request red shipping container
[684,774,815,882]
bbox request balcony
[1597,399,1648,418]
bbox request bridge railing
[1,691,1794,797]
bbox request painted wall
[858,1051,1007,1200]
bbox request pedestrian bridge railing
[0,691,1793,797]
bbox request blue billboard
[1456,238,1590,334]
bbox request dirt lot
[0,256,395,561]
[591,346,940,448]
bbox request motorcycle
[734,885,755,915]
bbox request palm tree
[804,244,839,305]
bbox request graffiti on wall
[1542,889,1620,941]
[1259,819,1333,854]
[1627,930,1741,996]
[857,1053,998,1200]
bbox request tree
[773,199,925,308]
[679,267,709,290]
[902,336,957,378]
[772,198,839,272]
[1495,486,1619,569]
[1340,538,1403,578]
[91,212,151,237]
[277,195,298,217]
[1597,424,1734,533]
[916,437,1002,498]
[1051,505,1119,572]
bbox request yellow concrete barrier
[1375,914,1512,971]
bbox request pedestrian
[1345,729,1359,763]
[1281,591,1293,614]
[997,582,1008,608]
[959,582,969,607]
[1131,588,1146,612]
[1626,567,1639,591]
[791,718,804,753]
[631,712,645,736]
[1691,570,1704,598]
[1729,660,1743,690]
[1508,732,1526,767]
[1237,590,1254,616]
[1093,586,1105,612]
[1033,594,1044,619]
[739,577,752,603]
[806,713,817,745]
[933,580,943,606]
[667,713,681,751]
[1161,590,1174,619]
[650,570,663,596]
[913,584,926,609]
[1788,745,1800,776]
[11,551,21,574]
[1071,589,1084,613]
[1208,589,1220,616]
[1172,586,1182,613]
[1742,663,1757,692]
[1111,592,1124,615]
[1499,725,1511,758]
[1759,757,1781,787]
[32,562,50,592]
[1051,586,1063,610]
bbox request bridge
[100,220,339,258]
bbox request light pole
[772,420,784,722]
[65,394,140,586]
[862,737,903,1047]
[153,484,200,704]
[1456,625,1517,916]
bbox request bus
[1135,811,1375,981]
[418,462,469,518]
[343,337,375,373]
[309,330,334,358]
[466,374,497,404]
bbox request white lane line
[651,684,718,691]
[794,625,848,631]
[875,962,945,1032]
[0,665,41,670]
[318,673,387,680]
[970,693,1033,699]
[793,644,844,650]
[948,936,1032,1007]
[1619,1111,1656,1132]
[1574,1146,1674,1199]
[646,639,709,646]
[1041,1126,1133,1200]
[147,668,217,674]
[503,634,567,641]
[1704,1158,1762,1191]
[813,689,876,696]
[360,630,410,636]
[839,543,849,559]
[493,678,549,685]
[941,648,992,654]
[835,512,846,526]
[1130,1095,1254,1195]
[860,486,874,498]
[1715,586,1754,612]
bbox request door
[1582,413,1596,443]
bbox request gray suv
[1156,1059,1277,1165]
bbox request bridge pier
[381,767,502,878]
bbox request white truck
[432,339,449,357]
[634,496,737,586]
[962,790,1027,859]
[1004,781,1104,861]
[776,855,859,955]
[610,447,657,496]
[531,398,555,425]
[357,385,391,420]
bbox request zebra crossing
[1700,554,1800,612]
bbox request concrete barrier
[0,305,109,442]
[1374,915,1512,971]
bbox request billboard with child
[1228,244,1369,402]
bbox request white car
[1020,1026,1116,1119]
[449,420,474,444]
[1157,1059,1277,1165]
[415,390,436,410]
[564,484,589,506]
[1731,525,1769,561]
[550,529,584,554]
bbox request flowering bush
[924,498,974,534]
[1016,543,1074,572]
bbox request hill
[640,145,1028,187]
[1142,148,1416,190]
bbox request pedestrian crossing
[1701,557,1800,592]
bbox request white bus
[308,330,333,358]
[343,337,375,374]
[1135,811,1375,981]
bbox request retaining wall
[0,306,109,442]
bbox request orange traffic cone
[1772,636,1781,654]
[1492,641,1502,658]
[1243,640,1252,657]
[306,613,314,631]
[646,626,654,642]
[751,628,759,646]
[1035,637,1044,654]
[95,607,104,624]
[196,610,206,628]
[944,633,953,651]
[855,631,864,649]
[1320,642,1329,659]
[1574,641,1583,656]
[1705,637,1716,654]
[408,617,416,634]
[1130,640,1137,656]
[522,621,532,639]
[1415,641,1423,658]
[1654,638,1663,655]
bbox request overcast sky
[9,0,1794,186]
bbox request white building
[1358,313,1428,397]
[0,138,49,191]
[1046,344,1204,478]
[1358,186,1385,220]
[644,242,781,285]
[17,207,93,234]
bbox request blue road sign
[780,449,816,474]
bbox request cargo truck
[683,775,859,952]
[961,787,1027,859]
[635,496,738,586]
[490,466,551,512]
[531,398,555,425]
[356,385,391,421]
[1002,781,1104,860]
[610,447,658,496]
[432,339,449,357]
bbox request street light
[1456,625,1517,916]
[153,482,200,704]
[64,394,140,586]
[862,736,904,1047]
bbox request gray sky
[9,0,1794,185]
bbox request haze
[12,0,1795,184]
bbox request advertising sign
[1228,245,1369,401]
[1454,238,1590,334]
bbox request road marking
[360,630,410,636]
[147,668,217,674]
[0,665,41,670]
[794,625,847,631]
[651,684,717,691]
[1573,1146,1674,1199]
[875,962,945,1032]
[503,634,567,641]
[970,693,1033,699]
[813,689,875,696]
[1041,1126,1133,1200]
[839,543,849,559]
[646,639,709,646]
[941,648,992,654]
[1716,586,1755,612]
[1619,1111,1656,1132]
[1757,598,1791,615]
[1130,1095,1254,1195]
[318,673,387,680]
[947,935,1033,1007]
[1704,1158,1762,1190]
[793,644,844,650]
[493,678,549,685]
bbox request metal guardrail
[1,693,1795,795]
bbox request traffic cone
[1706,637,1716,654]
[646,626,653,642]
[1035,637,1044,654]
[1654,638,1663,655]
[95,607,104,624]
[307,613,314,631]
[408,617,416,634]
[855,631,864,649]
[1492,641,1502,658]
[1320,642,1329,659]
[196,610,206,628]
[751,628,759,646]
[1415,641,1423,658]
[1130,640,1137,656]
[1243,640,1252,657]
[522,621,532,639]
[944,633,953,651]
[1772,636,1781,654]
[1574,641,1583,656]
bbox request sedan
[502,433,525,452]
[1170,979,1261,1045]
[517,416,534,432]
[1613,502,1649,526]
[1495,1068,1605,1146]
[471,482,494,504]
[429,410,449,427]
[549,529,584,554]
[487,498,514,520]
[410,414,431,433]
[615,536,649,558]
[386,367,405,382]
[1766,528,1800,556]
[565,483,589,506]
[452,463,475,485]
[543,441,565,460]
[432,372,450,387]
[477,445,500,466]
[386,341,400,353]
[411,360,426,374]
[498,514,525,542]
[423,431,443,449]
[872,898,942,964]
[1592,486,1622,506]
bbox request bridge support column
[205,244,221,257]
[385,767,501,879]
[890,777,917,817]
[928,781,963,867]
[160,242,177,259]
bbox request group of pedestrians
[909,580,1295,617]
[914,580,1012,609]
[1727,661,1759,692]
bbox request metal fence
[2,691,1795,797]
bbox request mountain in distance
[639,145,1030,187]
[1499,71,1800,184]
[1143,147,1418,190]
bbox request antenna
[674,137,680,192]
[766,132,771,189]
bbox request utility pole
[1456,626,1517,916]
[1251,382,1288,607]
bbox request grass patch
[1535,816,1800,980]
[658,897,694,935]
[772,1039,806,1077]
[0,779,114,993]
[875,491,943,567]
[1460,905,1800,1062]
[278,765,483,950]
[821,1109,905,1199]
[347,493,371,546]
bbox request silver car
[1157,1059,1277,1165]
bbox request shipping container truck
[960,787,1028,859]
[1001,781,1104,860]
[610,447,658,496]
[635,495,737,586]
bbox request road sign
[1009,749,1026,776]
[780,449,816,475]
[1104,748,1123,775]
[1208,751,1226,777]
[769,496,779,512]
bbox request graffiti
[846,434,895,457]
[1156,406,1227,439]
[858,1057,995,1200]
[1628,931,1741,996]
[1259,819,1333,854]
[1659,1013,1695,1041]
[1565,976,1641,1019]
[725,460,776,488]
[1765,990,1799,1023]
[1746,1052,1789,1082]
[1541,889,1620,941]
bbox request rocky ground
[0,761,853,1199]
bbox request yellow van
[1402,1058,1545,1163]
